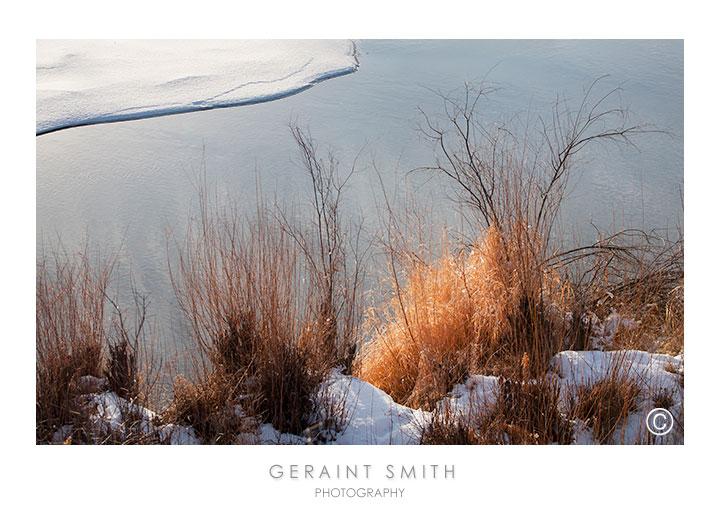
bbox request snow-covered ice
[36,40,358,134]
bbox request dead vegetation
[37,79,682,445]
[165,125,364,441]
[567,369,641,444]
[355,78,683,431]
[420,377,573,445]
[36,242,160,444]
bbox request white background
[5,1,720,509]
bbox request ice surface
[36,40,358,134]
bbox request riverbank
[46,345,683,445]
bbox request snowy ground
[63,348,683,445]
[36,40,358,134]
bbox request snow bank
[248,370,430,445]
[36,40,358,134]
[320,371,431,445]
[87,391,200,445]
[550,350,684,444]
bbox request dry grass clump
[420,377,572,445]
[166,373,251,444]
[105,338,140,402]
[603,239,683,354]
[355,227,518,407]
[36,246,113,443]
[355,225,560,409]
[37,244,159,444]
[475,377,572,445]
[568,369,641,444]
[419,406,481,445]
[169,129,363,440]
[498,378,571,444]
[170,204,331,438]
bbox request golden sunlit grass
[354,226,549,409]
[354,78,683,419]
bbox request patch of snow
[321,371,431,445]
[438,375,500,415]
[550,350,684,444]
[255,423,308,445]
[158,424,201,445]
[37,40,358,134]
[85,391,157,440]
[588,309,640,349]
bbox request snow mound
[36,40,358,134]
[550,350,684,444]
[320,371,431,445]
[51,390,200,445]
[247,370,430,445]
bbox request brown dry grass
[420,377,572,445]
[568,369,641,444]
[36,245,114,443]
[168,128,364,440]
[37,79,682,445]
[355,79,682,420]
[36,243,160,444]
[606,245,683,355]
[167,372,252,444]
[168,200,331,438]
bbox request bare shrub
[281,125,367,372]
[102,289,157,402]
